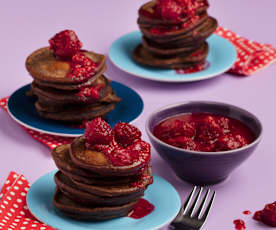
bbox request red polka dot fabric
[0,171,55,229]
[215,27,276,75]
[0,97,73,150]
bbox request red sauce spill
[233,219,246,230]
[243,210,251,215]
[153,113,255,152]
[175,61,209,74]
[128,198,155,219]
[253,201,276,227]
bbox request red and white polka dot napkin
[215,26,276,75]
[0,171,55,230]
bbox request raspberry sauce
[153,113,255,152]
[243,210,251,215]
[175,61,210,74]
[233,219,246,230]
[128,198,155,219]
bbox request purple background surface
[0,0,276,229]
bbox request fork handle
[170,222,198,230]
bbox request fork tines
[170,186,216,230]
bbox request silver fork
[169,186,216,230]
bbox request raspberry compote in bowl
[146,101,262,185]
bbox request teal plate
[109,31,237,82]
[7,81,143,137]
[27,171,181,230]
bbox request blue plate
[109,31,237,82]
[7,81,143,137]
[27,171,181,230]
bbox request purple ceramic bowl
[146,101,262,185]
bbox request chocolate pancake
[53,189,137,220]
[31,75,111,106]
[33,65,107,91]
[69,167,152,197]
[142,36,202,57]
[140,16,217,44]
[35,102,116,123]
[137,0,208,27]
[54,171,145,206]
[70,136,150,177]
[26,47,106,84]
[52,144,145,185]
[133,42,208,69]
[35,86,120,113]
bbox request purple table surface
[0,0,276,229]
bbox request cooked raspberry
[216,117,230,133]
[67,52,98,83]
[156,0,182,21]
[127,140,151,154]
[113,122,142,147]
[197,115,223,141]
[253,211,262,221]
[253,202,276,227]
[84,118,113,145]
[108,149,140,166]
[176,0,208,17]
[49,30,82,59]
[93,138,119,155]
[171,120,196,138]
[198,142,215,152]
[76,84,104,102]
[167,136,197,150]
[216,134,248,151]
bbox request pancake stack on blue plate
[133,0,217,69]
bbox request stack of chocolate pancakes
[51,118,153,220]
[133,0,218,69]
[25,30,121,123]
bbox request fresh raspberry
[253,202,276,227]
[108,148,140,166]
[167,136,198,150]
[68,52,98,83]
[49,30,82,59]
[76,84,104,102]
[84,118,113,145]
[197,115,223,142]
[113,122,142,147]
[156,0,182,21]
[216,134,248,151]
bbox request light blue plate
[7,81,143,137]
[109,31,237,82]
[27,171,181,230]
